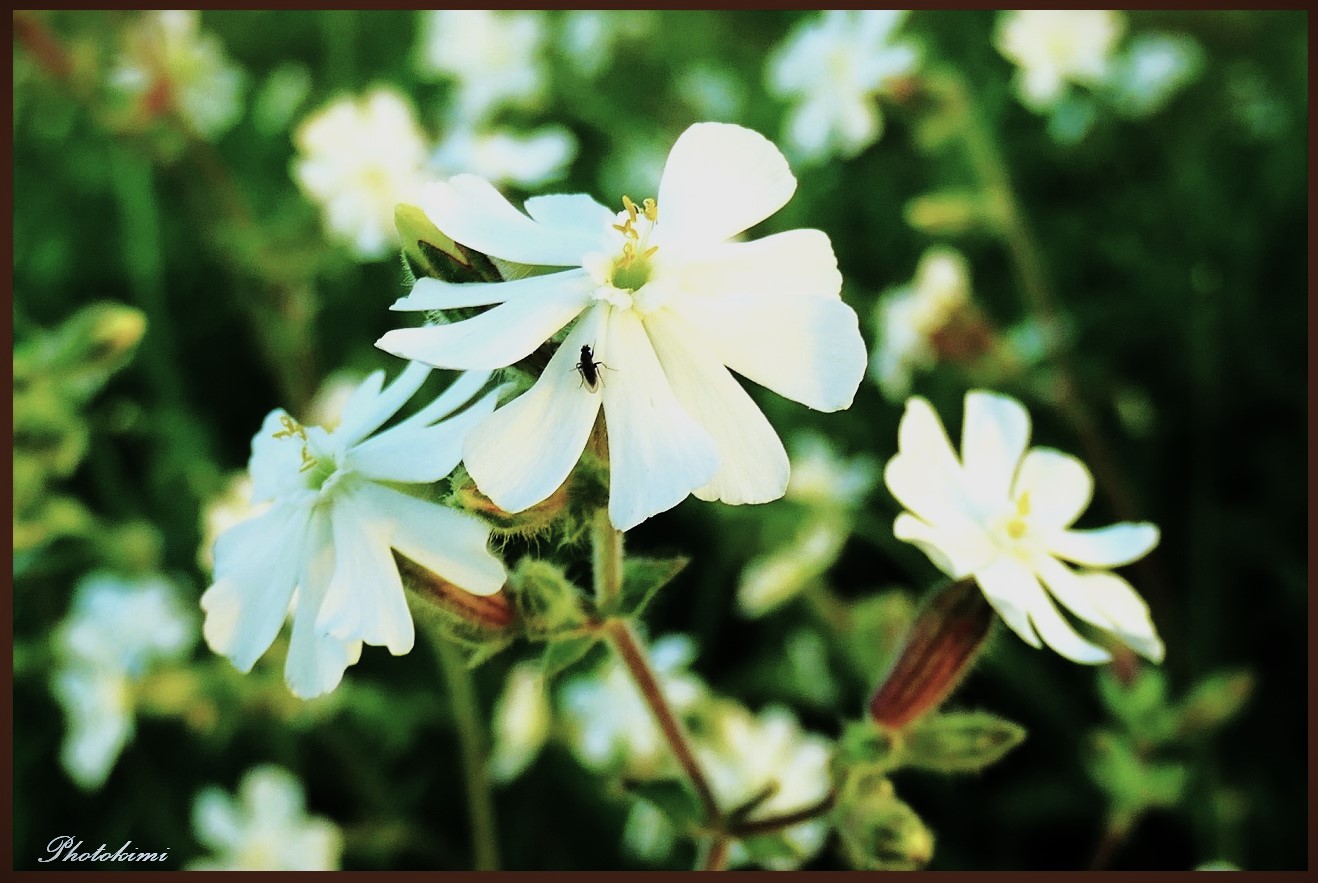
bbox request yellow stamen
[622,195,639,223]
[642,198,658,221]
[1017,490,1031,517]
[1006,518,1027,540]
[272,415,306,441]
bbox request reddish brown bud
[868,578,993,731]
[393,551,514,631]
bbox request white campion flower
[51,571,197,789]
[994,10,1127,111]
[200,363,507,699]
[766,10,920,164]
[109,9,245,139]
[786,432,879,510]
[188,765,342,870]
[292,87,430,260]
[489,661,552,783]
[885,390,1164,664]
[697,703,832,869]
[415,10,548,121]
[377,122,867,531]
[871,247,973,401]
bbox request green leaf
[1177,670,1254,737]
[606,555,689,620]
[1097,667,1177,745]
[541,634,599,679]
[621,778,704,833]
[900,710,1027,774]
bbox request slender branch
[728,790,838,839]
[433,637,501,871]
[1088,810,1137,870]
[603,618,721,825]
[697,836,730,871]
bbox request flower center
[272,416,340,493]
[992,490,1036,561]
[587,195,658,307]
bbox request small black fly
[574,344,609,392]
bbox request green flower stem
[591,507,624,607]
[939,70,1170,609]
[432,635,501,871]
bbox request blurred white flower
[292,87,430,260]
[52,571,196,789]
[201,363,507,699]
[871,247,973,401]
[885,390,1164,664]
[560,11,657,79]
[415,10,548,121]
[786,433,879,510]
[432,126,575,191]
[378,122,867,531]
[109,10,245,138]
[489,661,552,783]
[1107,33,1205,117]
[697,704,832,869]
[560,635,706,778]
[188,765,342,870]
[738,519,848,618]
[995,10,1127,111]
[676,65,747,121]
[766,10,920,163]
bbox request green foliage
[900,710,1027,774]
[602,556,689,621]
[832,768,934,870]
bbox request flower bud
[395,551,514,633]
[868,578,993,731]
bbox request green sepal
[396,203,501,284]
[602,555,689,620]
[541,634,600,680]
[899,710,1026,774]
[832,768,934,871]
[833,720,901,779]
[509,557,590,639]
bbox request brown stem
[603,618,721,825]
[697,836,730,871]
[728,790,838,839]
[1088,811,1137,870]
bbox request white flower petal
[645,309,789,505]
[417,175,604,266]
[892,512,992,579]
[600,308,719,530]
[523,193,615,233]
[1013,447,1093,527]
[315,489,414,654]
[333,361,433,449]
[202,502,310,672]
[376,269,592,370]
[666,228,842,301]
[885,397,977,527]
[348,387,501,483]
[249,410,314,503]
[462,306,606,512]
[960,390,1031,507]
[655,122,797,248]
[395,369,494,430]
[355,482,506,596]
[283,512,362,699]
[674,290,865,412]
[1048,522,1160,568]
[1033,555,1163,662]
[977,556,1110,663]
[392,276,525,311]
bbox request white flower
[489,662,552,783]
[885,390,1164,664]
[431,125,575,191]
[560,635,706,779]
[415,10,548,121]
[52,571,197,789]
[200,363,507,699]
[995,10,1127,111]
[110,10,245,139]
[377,122,867,531]
[737,519,848,618]
[871,247,973,401]
[188,765,342,870]
[786,432,879,510]
[766,10,920,164]
[696,704,832,869]
[1106,33,1204,118]
[292,87,430,260]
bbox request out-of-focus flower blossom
[415,10,548,121]
[51,571,196,789]
[559,11,657,79]
[697,703,832,869]
[560,635,706,778]
[676,65,746,121]
[432,126,575,191]
[489,661,552,783]
[766,10,920,164]
[885,390,1164,664]
[871,247,979,401]
[738,519,848,618]
[785,433,879,510]
[109,10,245,138]
[292,87,429,260]
[994,10,1127,111]
[188,765,342,870]
[200,363,506,699]
[1106,33,1204,117]
[378,122,866,531]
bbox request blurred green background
[12,9,1306,870]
